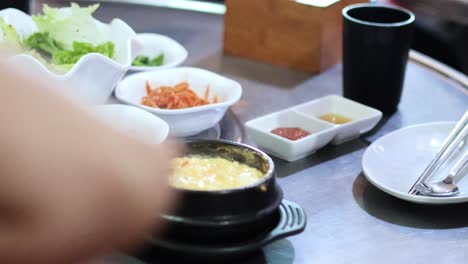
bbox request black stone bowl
[159,139,283,242]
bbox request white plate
[362,122,468,204]
[115,67,242,137]
[93,104,169,144]
[130,33,188,71]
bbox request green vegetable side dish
[0,3,117,73]
[54,42,114,65]
[25,32,115,66]
[132,54,165,67]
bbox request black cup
[342,4,415,114]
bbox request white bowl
[115,67,242,137]
[130,33,188,71]
[0,8,140,104]
[245,110,338,162]
[93,104,169,144]
[294,95,383,145]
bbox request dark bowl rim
[171,139,276,194]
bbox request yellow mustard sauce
[319,113,352,124]
[171,156,265,191]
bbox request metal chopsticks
[408,110,468,195]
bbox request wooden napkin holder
[223,0,365,73]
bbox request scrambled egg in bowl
[171,156,265,191]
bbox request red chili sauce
[270,127,311,141]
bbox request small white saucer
[362,122,468,204]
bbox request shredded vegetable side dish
[141,81,219,109]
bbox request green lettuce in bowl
[24,31,115,71]
[0,3,140,104]
[24,3,117,72]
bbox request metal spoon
[416,152,468,197]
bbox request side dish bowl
[129,33,188,71]
[115,67,242,137]
[0,8,140,104]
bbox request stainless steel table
[33,1,468,263]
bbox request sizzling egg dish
[171,156,265,191]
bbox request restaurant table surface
[34,1,468,263]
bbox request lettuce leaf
[24,32,64,55]
[18,4,116,74]
[32,3,105,50]
[52,41,114,65]
[25,3,115,70]
[0,18,23,52]
[25,32,115,69]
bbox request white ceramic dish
[362,122,468,204]
[245,94,382,162]
[130,33,188,71]
[294,95,382,145]
[93,104,169,144]
[245,110,337,162]
[115,67,242,137]
[0,8,140,104]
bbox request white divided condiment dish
[294,95,382,145]
[245,95,382,162]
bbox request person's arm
[0,62,177,263]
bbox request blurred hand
[0,59,178,263]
